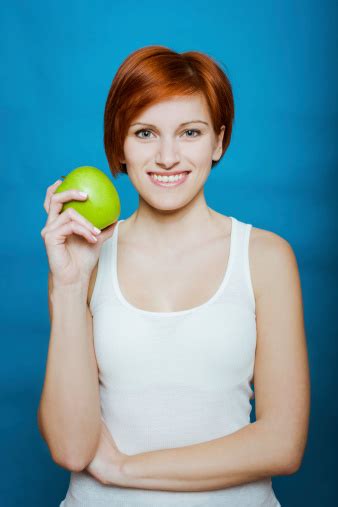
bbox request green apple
[55,166,121,229]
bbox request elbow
[51,431,101,472]
[53,456,85,473]
[37,408,101,473]
[281,446,303,475]
[51,424,101,472]
[284,455,303,475]
[52,432,100,472]
[52,448,96,473]
[48,437,100,473]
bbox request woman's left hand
[85,419,127,486]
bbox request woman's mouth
[147,171,190,187]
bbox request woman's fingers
[46,207,101,238]
[47,189,89,224]
[43,180,63,213]
[43,219,99,245]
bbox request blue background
[1,1,337,505]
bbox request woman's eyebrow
[130,120,209,128]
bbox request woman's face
[122,93,225,211]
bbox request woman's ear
[212,125,225,162]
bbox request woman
[38,46,310,506]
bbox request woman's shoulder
[250,223,293,256]
[249,222,298,302]
[250,223,291,247]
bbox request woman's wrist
[51,280,89,291]
[50,280,90,308]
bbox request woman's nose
[155,139,180,167]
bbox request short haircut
[104,45,235,178]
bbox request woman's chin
[143,194,191,213]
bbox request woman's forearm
[37,276,101,471]
[119,420,294,492]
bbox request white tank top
[60,216,281,507]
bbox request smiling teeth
[151,173,186,182]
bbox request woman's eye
[135,129,154,139]
[184,129,201,137]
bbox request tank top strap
[89,223,121,313]
[224,216,256,314]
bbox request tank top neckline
[111,216,237,318]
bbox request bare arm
[119,420,292,492]
[37,270,101,472]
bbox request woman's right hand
[41,180,117,288]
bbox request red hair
[104,45,235,178]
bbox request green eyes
[135,129,201,139]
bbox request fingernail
[79,192,88,197]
